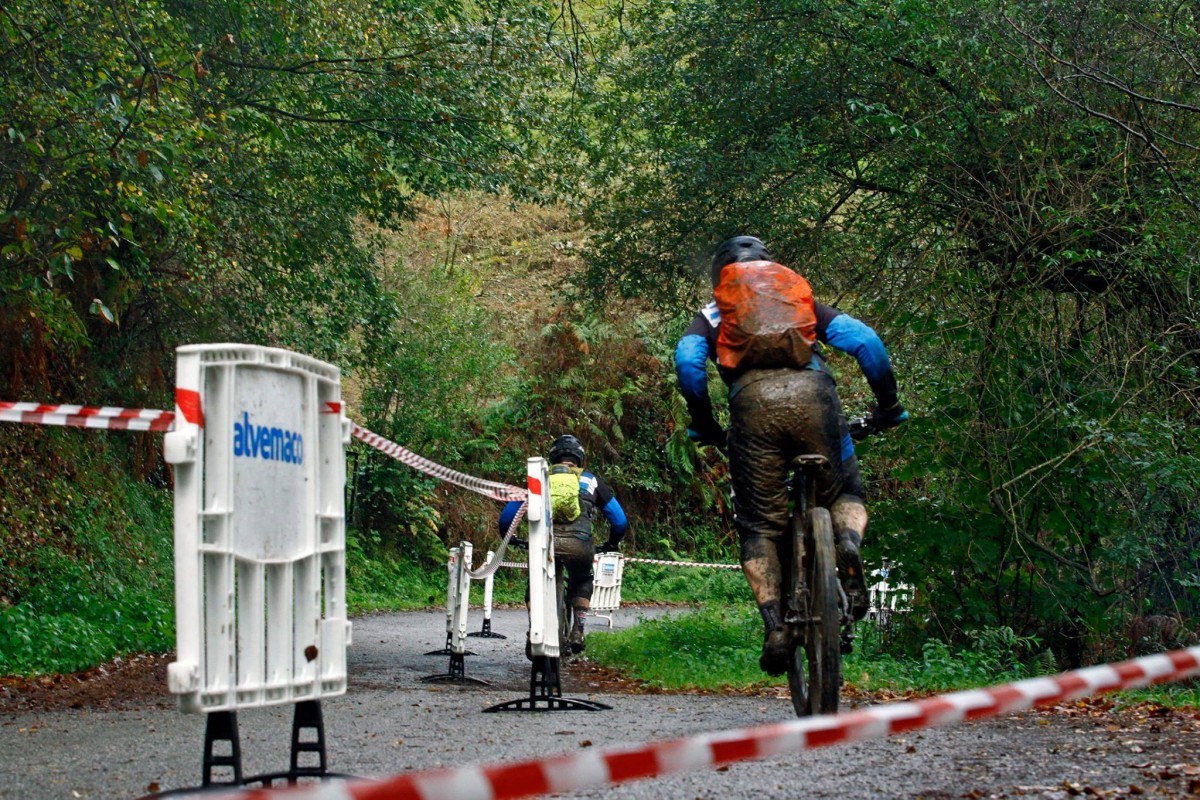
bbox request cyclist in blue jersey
[500,434,628,653]
[674,236,908,676]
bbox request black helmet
[548,434,585,466]
[710,235,771,285]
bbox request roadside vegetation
[2,0,1198,684]
[585,606,1200,708]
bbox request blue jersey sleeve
[498,500,523,535]
[600,496,628,540]
[674,333,721,437]
[822,313,899,410]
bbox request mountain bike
[781,415,881,717]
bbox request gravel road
[2,607,1198,799]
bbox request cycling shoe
[759,627,793,676]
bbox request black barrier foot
[421,652,491,686]
[425,633,476,656]
[202,710,243,787]
[467,617,507,639]
[483,656,611,712]
[138,701,359,798]
[240,700,358,788]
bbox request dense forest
[1,0,1197,675]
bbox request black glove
[868,402,909,431]
[509,536,529,549]
[596,541,620,554]
[687,424,727,449]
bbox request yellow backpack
[549,464,583,523]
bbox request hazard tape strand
[0,402,175,432]
[208,645,1200,800]
[350,423,525,503]
[0,402,528,508]
[466,501,527,580]
[625,556,741,570]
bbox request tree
[570,0,1200,648]
[0,0,560,402]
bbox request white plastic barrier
[450,542,472,655]
[868,580,914,623]
[439,547,461,650]
[481,550,497,625]
[163,344,351,714]
[590,552,624,628]
[525,457,560,658]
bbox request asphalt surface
[2,607,1198,799]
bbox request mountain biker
[499,434,629,654]
[674,235,908,676]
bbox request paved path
[1,608,1197,799]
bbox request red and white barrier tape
[350,423,525,503]
[1,400,528,509]
[467,501,527,580]
[0,402,175,432]
[625,556,741,570]
[208,646,1200,800]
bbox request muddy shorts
[728,367,864,544]
[554,534,595,606]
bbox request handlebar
[848,416,879,443]
[694,410,898,449]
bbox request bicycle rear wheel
[804,507,841,715]
[556,563,574,664]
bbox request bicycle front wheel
[786,508,810,717]
[804,507,841,715]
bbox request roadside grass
[346,548,753,614]
[584,605,1200,709]
[0,430,175,677]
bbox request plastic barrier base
[483,656,611,713]
[467,617,507,639]
[421,653,491,686]
[140,700,357,798]
[424,633,476,657]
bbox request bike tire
[805,507,842,715]
[556,563,573,664]
[786,510,810,717]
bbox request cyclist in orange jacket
[674,236,908,675]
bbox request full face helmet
[710,235,771,285]
[548,434,586,467]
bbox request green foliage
[558,0,1200,654]
[620,564,749,605]
[0,0,562,404]
[0,427,174,676]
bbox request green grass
[587,605,770,690]
[586,605,1200,710]
[619,562,752,606]
[0,430,176,677]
